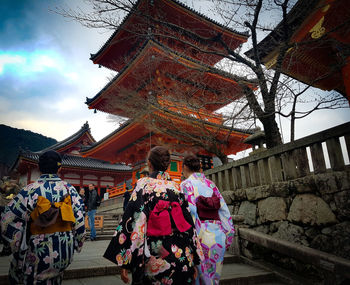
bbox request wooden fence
[205,122,350,192]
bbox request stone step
[0,240,286,285]
[62,262,282,285]
[86,230,115,236]
[63,273,287,285]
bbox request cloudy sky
[0,0,117,141]
[0,0,349,147]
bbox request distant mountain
[0,124,57,172]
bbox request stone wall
[205,123,350,282]
[225,169,350,260]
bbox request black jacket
[87,189,99,211]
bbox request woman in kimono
[180,155,234,285]
[104,146,204,285]
[1,150,86,284]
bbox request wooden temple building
[82,0,256,192]
[12,122,132,198]
[245,0,350,102]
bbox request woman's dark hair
[183,154,201,172]
[148,146,171,172]
[38,150,62,174]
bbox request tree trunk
[261,114,282,148]
[217,153,228,165]
[290,112,295,142]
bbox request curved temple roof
[90,0,249,71]
[86,40,256,116]
[16,150,131,172]
[81,113,254,164]
[40,121,95,154]
[245,0,350,98]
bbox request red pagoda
[83,0,256,186]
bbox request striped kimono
[181,173,234,285]
[1,174,86,284]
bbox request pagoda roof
[81,113,253,164]
[81,119,150,164]
[14,149,131,173]
[41,122,96,154]
[87,40,255,116]
[245,0,349,97]
[90,0,249,71]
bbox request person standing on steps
[87,184,99,241]
[181,154,235,285]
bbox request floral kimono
[104,171,204,285]
[180,173,234,285]
[1,174,86,284]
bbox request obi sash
[196,192,220,221]
[147,200,192,236]
[30,195,75,235]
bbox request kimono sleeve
[178,191,204,264]
[1,188,30,254]
[67,183,86,252]
[103,180,147,270]
[180,181,202,234]
[213,184,235,249]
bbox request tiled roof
[81,112,256,155]
[20,150,131,172]
[244,0,318,59]
[90,0,249,61]
[80,120,133,152]
[41,122,95,152]
[86,39,256,106]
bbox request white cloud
[0,53,25,74]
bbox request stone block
[271,182,290,197]
[258,197,287,223]
[314,173,338,195]
[334,171,350,191]
[246,185,271,201]
[291,176,316,193]
[305,227,319,239]
[334,190,350,219]
[221,191,233,204]
[238,201,256,226]
[270,221,283,233]
[287,194,337,226]
[272,221,308,246]
[254,225,270,234]
[310,234,334,254]
[229,188,246,201]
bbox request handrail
[238,227,350,278]
[206,121,350,175]
[108,185,125,198]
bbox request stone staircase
[86,213,119,240]
[81,213,289,285]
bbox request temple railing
[205,121,350,191]
[107,184,128,198]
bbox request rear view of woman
[181,155,234,285]
[104,146,203,285]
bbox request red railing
[107,183,127,198]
